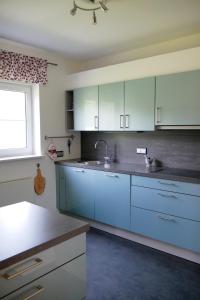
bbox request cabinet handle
[104,174,119,178]
[74,169,85,173]
[156,107,161,123]
[2,258,42,280]
[120,115,124,128]
[158,181,177,187]
[157,214,177,223]
[125,115,129,128]
[94,116,98,129]
[22,285,45,300]
[158,193,177,199]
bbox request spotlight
[93,11,97,25]
[99,1,108,12]
[69,0,109,24]
[70,1,77,16]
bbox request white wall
[0,38,81,210]
[66,46,200,89]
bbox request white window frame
[0,81,34,158]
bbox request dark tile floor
[86,228,200,300]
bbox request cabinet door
[94,172,130,230]
[125,77,155,131]
[74,86,98,130]
[156,70,200,125]
[65,167,95,219]
[99,82,124,131]
[56,165,66,211]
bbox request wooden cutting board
[34,164,46,195]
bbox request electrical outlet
[136,148,147,154]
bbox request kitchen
[0,0,200,299]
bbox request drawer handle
[75,169,85,173]
[158,181,177,187]
[157,214,177,223]
[158,193,177,199]
[23,285,44,300]
[2,258,42,280]
[104,174,119,178]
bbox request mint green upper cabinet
[99,82,124,131]
[156,70,200,125]
[125,77,155,131]
[74,86,99,131]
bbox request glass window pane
[0,90,26,120]
[0,120,27,149]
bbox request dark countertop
[55,159,200,184]
[0,202,89,270]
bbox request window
[0,81,40,159]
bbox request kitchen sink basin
[75,160,104,166]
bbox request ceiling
[0,0,200,61]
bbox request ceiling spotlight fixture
[70,1,77,16]
[99,1,108,12]
[70,0,109,25]
[93,11,97,25]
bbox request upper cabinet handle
[2,258,43,280]
[125,115,129,128]
[156,107,161,123]
[120,115,124,128]
[94,116,98,129]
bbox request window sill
[0,154,45,163]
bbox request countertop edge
[0,223,89,271]
[55,161,200,184]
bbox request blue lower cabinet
[131,207,200,253]
[132,175,200,196]
[94,172,130,230]
[56,165,96,218]
[63,167,95,219]
[131,186,200,221]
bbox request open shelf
[66,90,74,130]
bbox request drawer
[3,254,86,300]
[0,234,85,299]
[131,186,200,221]
[131,207,200,253]
[132,175,200,196]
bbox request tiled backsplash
[81,131,200,170]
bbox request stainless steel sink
[75,160,104,166]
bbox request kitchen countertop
[0,202,89,270]
[55,159,200,184]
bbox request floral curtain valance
[0,50,48,85]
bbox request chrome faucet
[94,139,110,167]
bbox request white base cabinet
[3,255,86,300]
[0,234,86,300]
